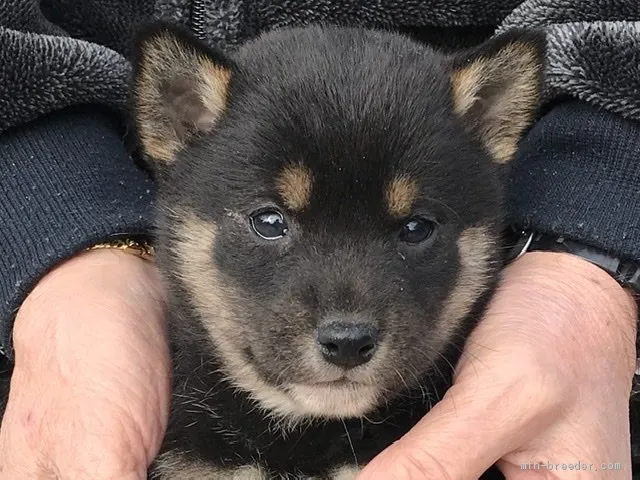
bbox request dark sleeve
[507,100,640,262]
[0,105,156,358]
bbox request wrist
[509,251,637,372]
[14,249,162,359]
[515,251,636,318]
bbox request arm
[0,106,156,357]
[0,0,155,357]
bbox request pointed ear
[131,23,233,165]
[450,30,546,164]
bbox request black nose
[317,323,378,369]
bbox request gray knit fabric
[499,1,640,119]
[1,0,639,133]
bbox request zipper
[190,0,207,40]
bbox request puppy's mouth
[313,378,352,386]
[270,336,393,419]
[285,379,380,419]
[301,374,370,386]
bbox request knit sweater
[1,1,639,359]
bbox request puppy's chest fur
[150,312,459,479]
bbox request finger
[357,375,561,480]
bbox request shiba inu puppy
[131,22,544,479]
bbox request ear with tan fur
[131,23,233,165]
[451,30,546,164]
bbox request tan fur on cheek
[386,176,418,218]
[276,164,313,211]
[151,450,267,479]
[170,210,325,425]
[436,226,495,344]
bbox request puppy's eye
[399,217,436,244]
[250,210,288,240]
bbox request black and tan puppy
[131,23,544,479]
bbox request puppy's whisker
[392,367,410,391]
[400,364,427,402]
[341,419,359,467]
[436,352,457,378]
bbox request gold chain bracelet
[86,238,156,261]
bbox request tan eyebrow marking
[276,164,313,211]
[386,176,418,218]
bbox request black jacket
[1,0,639,357]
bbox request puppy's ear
[450,30,546,164]
[131,23,233,165]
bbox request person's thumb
[356,375,559,480]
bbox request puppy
[130,22,544,479]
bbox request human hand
[358,251,637,479]
[0,248,171,479]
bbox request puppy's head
[132,24,544,422]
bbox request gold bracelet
[86,238,156,261]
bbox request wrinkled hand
[359,252,638,479]
[0,249,171,479]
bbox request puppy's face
[132,25,544,422]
